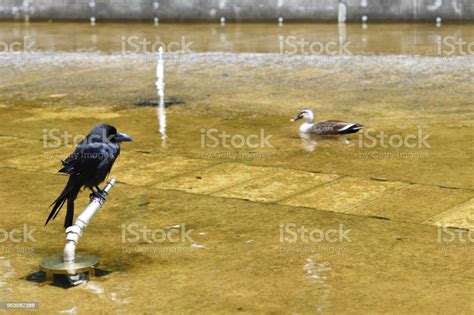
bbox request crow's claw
[90,190,108,201]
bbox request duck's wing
[313,120,364,135]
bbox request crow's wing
[59,142,111,176]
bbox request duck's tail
[339,123,364,134]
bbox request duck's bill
[291,115,302,122]
[114,133,133,142]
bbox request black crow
[45,124,132,229]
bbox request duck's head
[291,109,314,123]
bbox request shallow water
[0,22,473,314]
[1,22,473,55]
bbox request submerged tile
[113,152,218,186]
[155,163,269,194]
[353,185,474,223]
[4,147,71,173]
[279,177,406,213]
[424,198,474,230]
[0,136,43,161]
[212,168,339,203]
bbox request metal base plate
[40,254,99,282]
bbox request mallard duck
[291,109,363,135]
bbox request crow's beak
[291,115,302,122]
[114,133,133,142]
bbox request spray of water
[23,0,30,23]
[153,1,159,26]
[89,1,96,26]
[337,2,347,23]
[156,47,167,145]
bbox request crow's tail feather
[45,180,80,229]
[64,196,76,229]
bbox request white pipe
[63,178,116,263]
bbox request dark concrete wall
[0,0,472,22]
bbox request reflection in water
[0,23,472,56]
[81,279,131,311]
[59,305,78,314]
[91,33,97,50]
[338,22,347,47]
[0,257,15,300]
[299,132,352,152]
[85,281,105,294]
[304,256,332,313]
